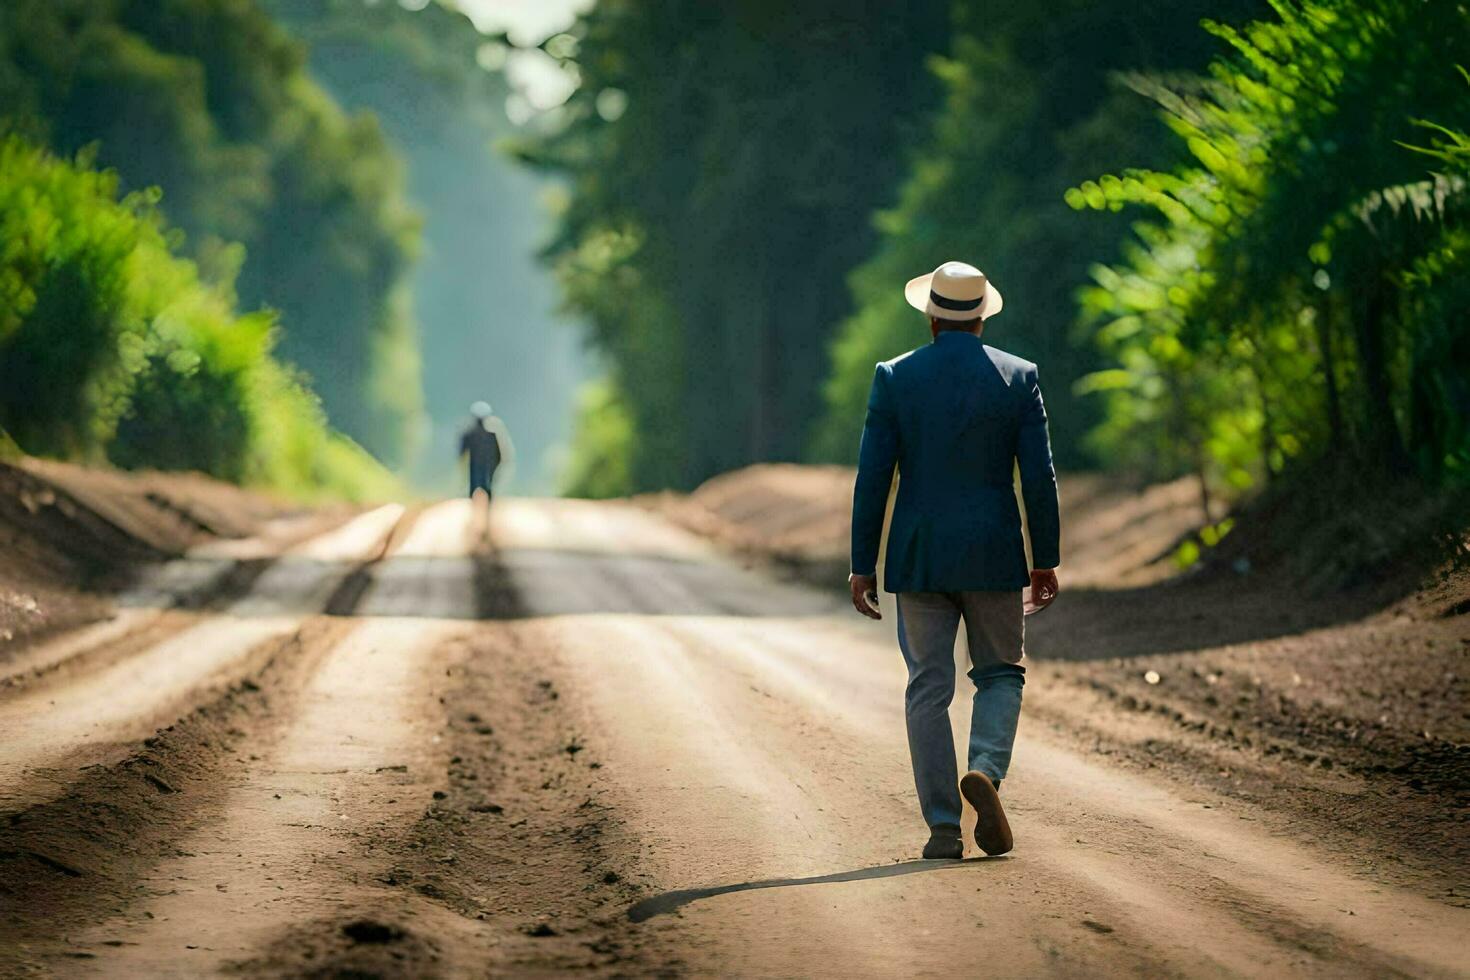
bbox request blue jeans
[896,591,1026,830]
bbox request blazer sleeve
[850,363,899,577]
[1017,365,1061,570]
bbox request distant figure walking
[848,261,1061,861]
[460,401,510,502]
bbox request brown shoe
[960,771,1013,856]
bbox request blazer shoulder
[983,344,1039,384]
[878,346,923,375]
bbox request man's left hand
[1029,567,1060,610]
[849,573,882,620]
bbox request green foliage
[522,0,950,492]
[0,0,424,465]
[1174,516,1236,569]
[0,142,149,456]
[812,0,1267,466]
[0,136,395,500]
[1071,0,1470,492]
[561,378,636,499]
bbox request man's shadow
[627,857,1002,922]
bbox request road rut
[1,495,1464,978]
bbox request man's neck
[932,327,984,341]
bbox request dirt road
[1,496,1465,977]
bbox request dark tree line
[527,0,1270,494]
[532,0,1466,505]
[4,0,1462,508]
[519,0,950,493]
[813,0,1268,468]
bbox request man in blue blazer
[849,260,1061,860]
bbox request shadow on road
[626,857,1001,922]
[113,546,838,623]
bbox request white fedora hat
[904,261,1003,321]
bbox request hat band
[929,290,983,312]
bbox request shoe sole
[960,771,1013,856]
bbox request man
[459,401,510,501]
[849,261,1061,860]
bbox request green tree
[521,0,950,494]
[0,136,395,498]
[1070,0,1470,497]
[813,0,1267,467]
[0,0,424,465]
[0,146,146,457]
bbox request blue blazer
[850,331,1060,593]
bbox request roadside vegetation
[0,137,395,500]
[813,0,1265,469]
[525,0,1265,493]
[0,0,423,467]
[1067,0,1470,504]
[523,0,1467,529]
[1,0,1464,522]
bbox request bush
[0,136,393,500]
[1070,1,1470,493]
[0,142,148,457]
[0,0,425,465]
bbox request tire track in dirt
[2,499,653,977]
[638,611,1455,974]
[0,506,361,690]
[89,617,471,978]
[0,617,355,976]
[10,494,1463,977]
[0,507,396,695]
[187,502,679,977]
[0,506,405,811]
[0,555,273,695]
[1,610,192,695]
[357,623,669,977]
[0,506,419,975]
[55,501,481,977]
[1023,621,1470,908]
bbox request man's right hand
[1029,568,1059,610]
[849,573,882,620]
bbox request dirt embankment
[650,463,1470,901]
[649,463,1209,588]
[644,463,859,583]
[0,458,326,652]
